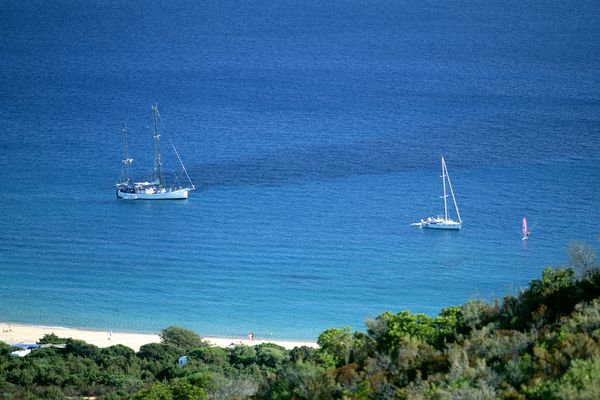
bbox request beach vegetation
[159,326,209,350]
[188,346,229,369]
[37,333,67,345]
[0,241,599,399]
[254,343,289,369]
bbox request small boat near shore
[412,157,462,230]
[116,104,195,200]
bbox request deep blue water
[1,0,599,340]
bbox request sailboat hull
[115,105,195,201]
[116,188,190,200]
[422,221,461,230]
[413,157,462,230]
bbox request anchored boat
[116,104,195,200]
[412,157,462,230]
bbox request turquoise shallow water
[0,0,599,340]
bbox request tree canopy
[0,240,599,399]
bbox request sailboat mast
[152,104,165,187]
[442,157,448,221]
[121,126,132,184]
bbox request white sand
[0,322,316,351]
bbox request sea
[1,0,599,341]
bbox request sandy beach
[0,322,316,351]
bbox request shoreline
[0,322,317,351]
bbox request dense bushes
[0,242,599,399]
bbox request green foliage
[289,346,318,364]
[0,341,12,356]
[208,373,258,399]
[563,298,600,339]
[65,338,102,359]
[317,326,354,367]
[366,308,460,355]
[37,333,67,345]
[500,267,584,330]
[255,343,289,369]
[102,344,136,359]
[188,346,229,368]
[138,342,181,361]
[38,386,66,399]
[367,311,434,354]
[532,268,576,295]
[229,345,257,367]
[137,342,181,378]
[169,378,208,400]
[160,326,208,350]
[465,328,534,366]
[185,371,213,390]
[555,358,600,399]
[1,243,600,400]
[523,379,558,400]
[256,361,334,400]
[254,245,596,400]
[435,306,461,344]
[131,382,173,399]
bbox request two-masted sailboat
[412,157,462,230]
[116,104,195,200]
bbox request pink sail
[522,216,529,239]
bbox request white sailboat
[413,157,462,230]
[116,104,195,200]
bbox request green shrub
[160,327,208,350]
[229,345,257,367]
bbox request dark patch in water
[187,136,475,188]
